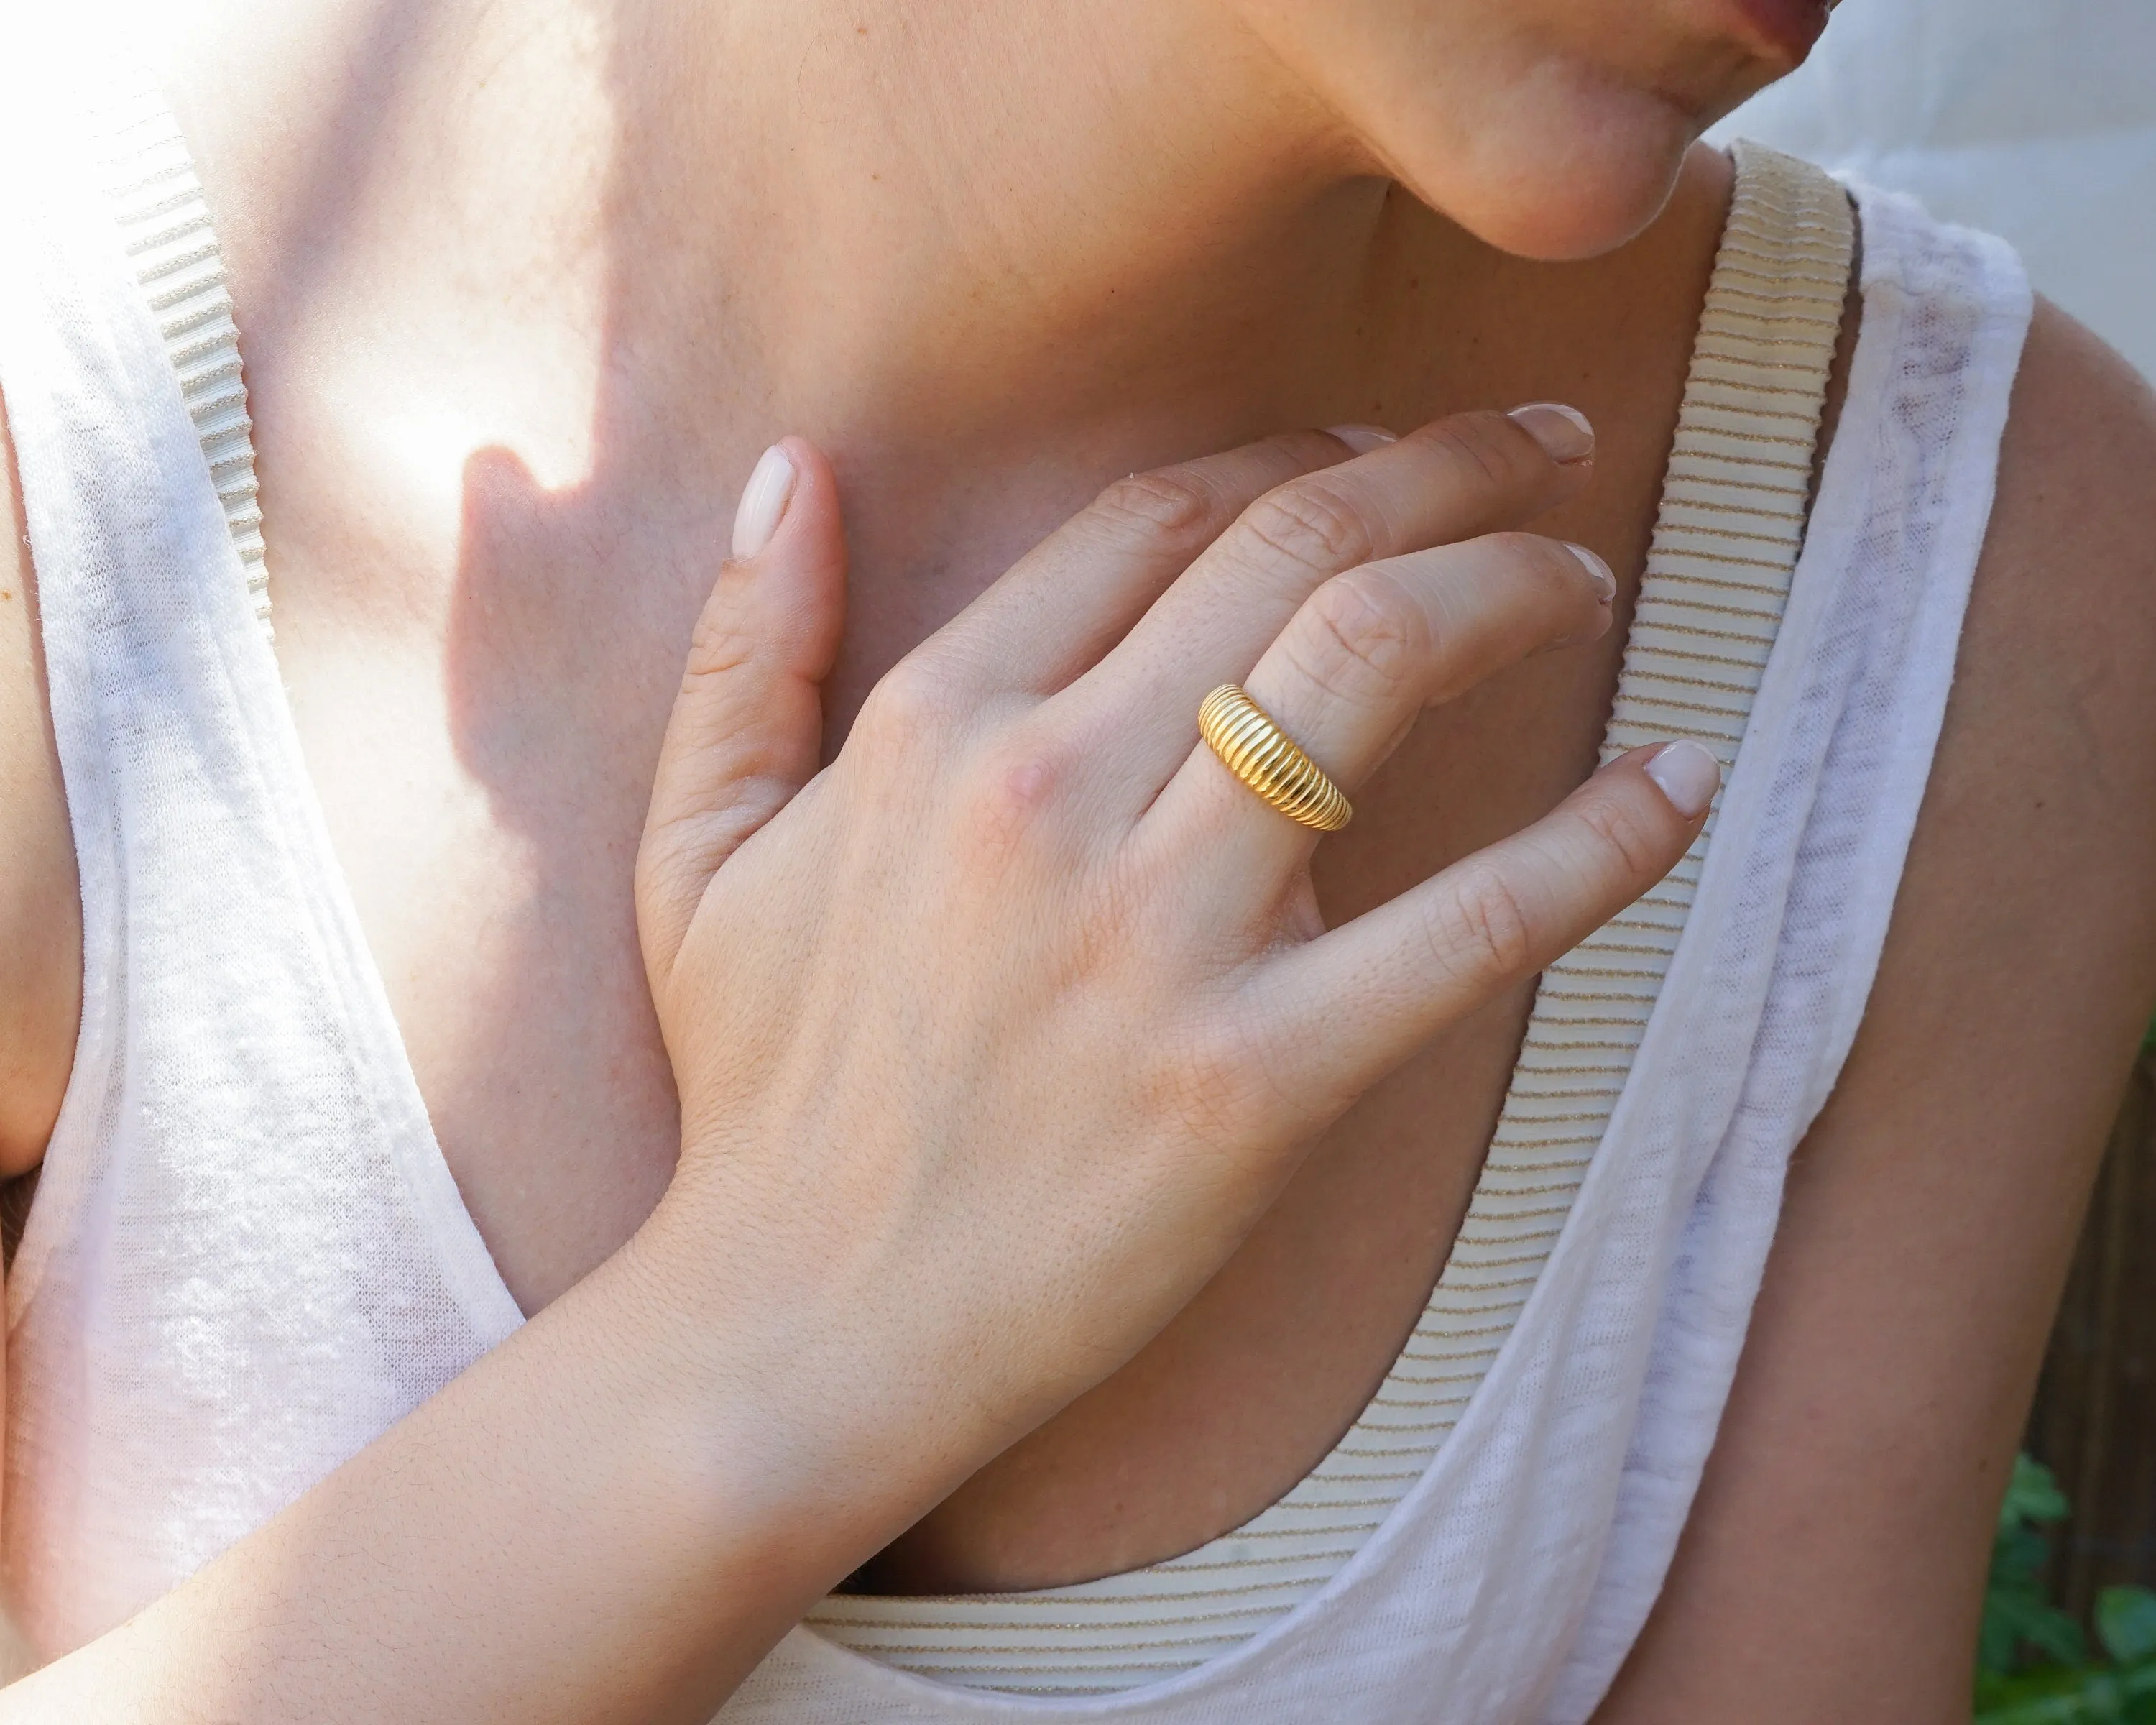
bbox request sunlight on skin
[24,3,2147,1720]
[126,0,619,509]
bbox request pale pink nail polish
[1507,402,1595,464]
[1565,543,1617,601]
[1326,424,1399,454]
[732,443,797,559]
[1644,740,1720,818]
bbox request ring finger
[1146,530,1617,873]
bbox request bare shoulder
[1954,296,2156,845]
[1910,297,2156,1072]
[0,397,80,1177]
[1593,300,2156,1723]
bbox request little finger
[1233,741,1721,1133]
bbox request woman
[0,0,2152,1719]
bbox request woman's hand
[0,410,1718,1725]
[635,409,1720,1503]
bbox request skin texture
[0,0,2151,1716]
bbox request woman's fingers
[1148,531,1616,871]
[1235,742,1720,1131]
[637,438,848,980]
[1062,406,1596,801]
[921,431,1360,697]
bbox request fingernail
[732,443,798,559]
[1566,543,1617,601]
[1644,740,1720,818]
[1326,423,1399,454]
[1507,402,1595,464]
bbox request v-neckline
[123,86,533,1335]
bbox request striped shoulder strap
[1388,139,1855,1457]
[88,73,272,638]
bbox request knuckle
[855,655,963,746]
[955,730,1077,863]
[1427,858,1539,981]
[1091,469,1229,553]
[1417,410,1537,494]
[1574,782,1680,880]
[682,593,760,683]
[1236,481,1377,578]
[1289,569,1426,701]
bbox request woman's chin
[1437,149,1695,262]
[1406,96,1705,262]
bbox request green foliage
[2100,1590,2156,1668]
[1976,1455,2156,1723]
[1984,1455,2089,1673]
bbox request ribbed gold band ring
[1197,684,1353,832]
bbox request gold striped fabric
[808,142,1856,1696]
[98,81,272,635]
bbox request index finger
[917,429,1365,699]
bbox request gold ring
[1197,684,1352,832]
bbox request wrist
[619,1176,982,1593]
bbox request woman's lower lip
[1727,0,1832,62]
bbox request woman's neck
[156,0,1442,452]
[610,1,1400,437]
[144,0,1716,732]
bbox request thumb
[638,436,847,979]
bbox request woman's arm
[1,1206,918,1721]
[0,402,78,1177]
[1594,301,2156,1723]
[4,410,1715,1721]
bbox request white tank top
[0,22,2031,1721]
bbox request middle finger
[1149,529,1616,881]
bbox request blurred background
[1718,0,2156,1711]
[1716,0,2156,380]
